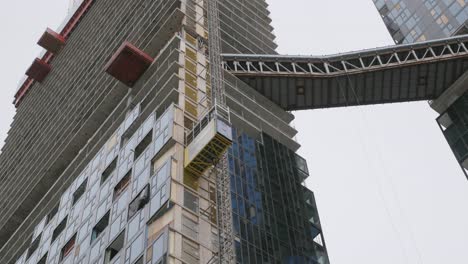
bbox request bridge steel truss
[222,35,468,111]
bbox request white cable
[333,76,412,264]
[342,73,425,264]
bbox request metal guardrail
[185,104,230,146]
[222,34,468,77]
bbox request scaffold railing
[185,104,230,146]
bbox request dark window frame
[134,131,153,160]
[101,157,118,184]
[37,253,48,264]
[51,217,67,243]
[60,234,76,261]
[72,179,88,205]
[45,203,59,225]
[26,233,42,260]
[105,230,125,263]
[128,185,150,219]
[91,211,111,243]
[113,171,131,201]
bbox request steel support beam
[223,35,468,111]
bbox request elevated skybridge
[222,35,468,111]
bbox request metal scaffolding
[207,0,235,263]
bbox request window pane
[72,179,88,205]
[113,171,131,201]
[60,234,76,261]
[152,233,165,262]
[184,190,199,213]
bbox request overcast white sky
[0,0,467,263]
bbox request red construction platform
[38,28,66,53]
[104,42,154,87]
[25,59,51,83]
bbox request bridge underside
[223,35,468,111]
[235,59,468,111]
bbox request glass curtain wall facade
[437,93,468,176]
[373,0,467,44]
[229,130,327,263]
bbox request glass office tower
[229,130,327,263]
[373,0,467,43]
[0,0,328,263]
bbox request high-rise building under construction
[0,1,328,264]
[1,0,468,264]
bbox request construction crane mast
[206,0,235,263]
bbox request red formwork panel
[25,59,51,83]
[104,42,154,87]
[38,28,66,53]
